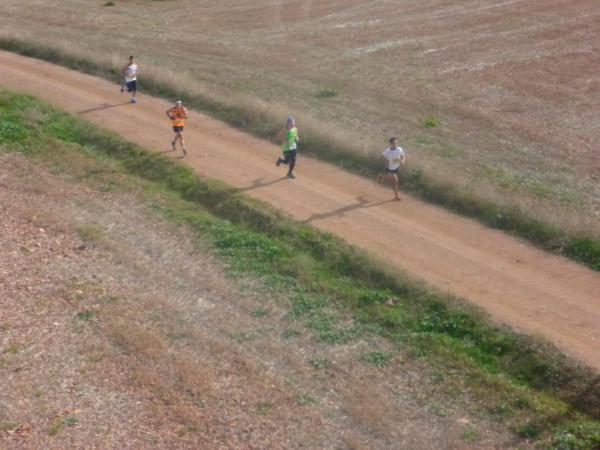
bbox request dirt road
[1,51,599,371]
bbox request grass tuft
[423,116,439,128]
[308,357,330,370]
[360,351,391,367]
[316,88,338,98]
[75,310,97,321]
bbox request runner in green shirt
[276,116,299,179]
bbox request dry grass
[1,0,599,238]
[18,207,67,232]
[107,321,168,358]
[171,356,213,397]
[343,384,394,437]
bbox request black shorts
[172,126,184,133]
[126,80,137,92]
[282,149,297,163]
[386,168,399,174]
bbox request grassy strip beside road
[1,89,599,448]
[0,38,598,272]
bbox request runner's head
[175,100,183,107]
[286,116,295,129]
[128,55,134,65]
[389,137,398,148]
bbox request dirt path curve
[1,50,599,371]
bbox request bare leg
[389,173,400,200]
[178,132,187,155]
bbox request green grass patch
[308,357,330,370]
[423,116,439,128]
[297,393,317,405]
[255,401,272,415]
[75,310,97,321]
[360,351,391,367]
[48,414,78,435]
[250,308,269,318]
[0,38,597,270]
[282,329,301,339]
[2,89,599,447]
[550,420,600,450]
[316,88,338,98]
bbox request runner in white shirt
[377,137,406,200]
[121,56,139,103]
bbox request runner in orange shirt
[166,100,188,156]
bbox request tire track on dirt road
[1,50,599,371]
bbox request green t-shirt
[282,127,298,152]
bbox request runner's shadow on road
[301,196,396,224]
[239,177,287,192]
[76,102,131,115]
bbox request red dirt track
[1,51,599,371]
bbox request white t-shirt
[383,147,405,170]
[125,63,138,82]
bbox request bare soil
[0,152,517,448]
[1,51,599,373]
